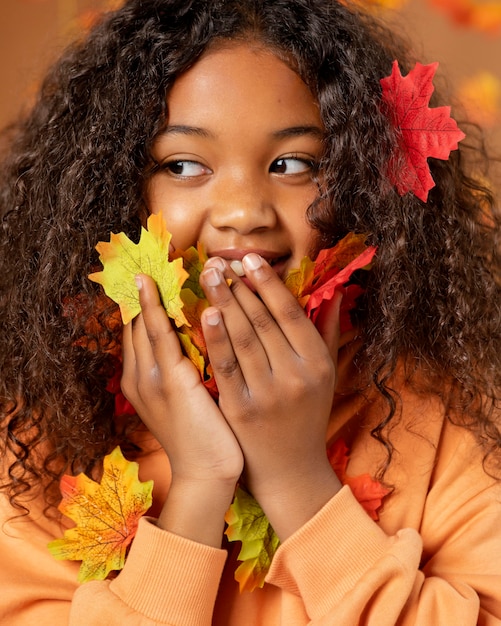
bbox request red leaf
[305,245,376,323]
[381,61,465,202]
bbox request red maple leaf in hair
[380,61,465,202]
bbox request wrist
[157,476,237,548]
[253,461,342,542]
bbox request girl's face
[147,43,325,279]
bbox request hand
[121,274,243,546]
[200,254,342,540]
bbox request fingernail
[134,275,143,290]
[205,308,221,326]
[203,267,223,287]
[243,253,262,271]
[205,257,226,272]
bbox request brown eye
[271,157,314,175]
[162,160,212,177]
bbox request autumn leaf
[224,487,280,593]
[89,213,189,326]
[303,242,376,323]
[225,438,389,593]
[380,60,465,202]
[347,0,409,9]
[284,233,373,301]
[89,218,375,398]
[172,242,208,300]
[429,0,501,35]
[285,233,376,329]
[327,439,390,521]
[47,447,153,583]
[457,71,501,127]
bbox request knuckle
[124,363,168,402]
[214,356,240,378]
[145,326,164,350]
[287,373,309,398]
[249,309,274,333]
[314,358,336,386]
[232,328,258,352]
[280,300,306,323]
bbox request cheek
[145,178,203,249]
[286,201,320,256]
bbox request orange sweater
[1,372,501,625]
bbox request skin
[121,43,342,548]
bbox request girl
[1,0,500,624]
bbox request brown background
[1,0,500,152]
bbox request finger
[200,305,247,394]
[240,253,325,357]
[202,258,290,359]
[121,320,138,401]
[133,274,185,367]
[200,259,280,379]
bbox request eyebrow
[160,125,214,138]
[159,124,325,140]
[271,125,325,140]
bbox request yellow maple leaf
[89,213,189,326]
[47,446,153,583]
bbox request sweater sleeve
[266,426,501,625]
[266,486,424,624]
[70,517,228,625]
[0,494,227,626]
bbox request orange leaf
[344,474,390,521]
[47,447,153,583]
[304,244,376,322]
[429,0,501,35]
[328,438,390,521]
[457,71,501,127]
[284,233,376,329]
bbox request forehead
[165,43,322,130]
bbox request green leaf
[225,487,280,593]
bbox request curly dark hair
[1,0,500,511]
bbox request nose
[208,169,277,234]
